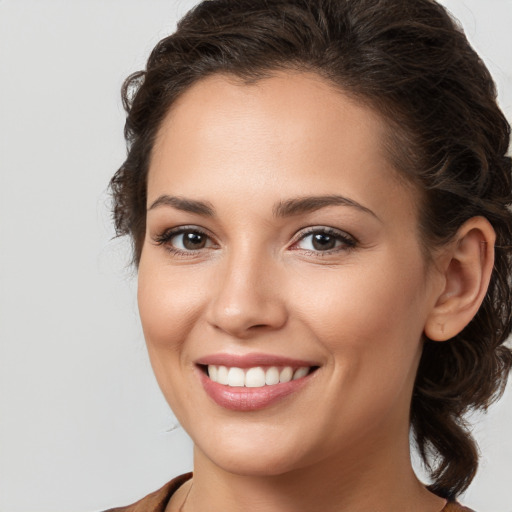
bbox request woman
[107,0,512,510]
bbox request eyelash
[153,226,357,257]
[153,226,215,258]
[291,227,357,255]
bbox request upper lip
[195,353,319,368]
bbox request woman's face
[138,72,443,476]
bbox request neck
[184,428,444,512]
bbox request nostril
[207,291,288,337]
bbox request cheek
[137,261,209,422]
[138,258,203,346]
[290,253,428,365]
[136,256,210,405]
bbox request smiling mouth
[202,365,317,388]
[197,358,320,411]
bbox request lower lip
[198,369,314,411]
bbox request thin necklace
[178,480,193,512]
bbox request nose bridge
[207,240,286,337]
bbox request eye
[153,226,216,254]
[171,230,210,250]
[293,228,356,253]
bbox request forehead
[148,71,417,221]
[152,71,386,168]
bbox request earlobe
[424,217,495,342]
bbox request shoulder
[103,473,193,512]
[443,502,476,512]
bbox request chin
[193,426,314,477]
[205,450,304,477]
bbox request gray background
[0,1,511,511]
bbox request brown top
[103,473,476,512]
[104,473,192,512]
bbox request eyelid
[290,226,357,252]
[152,225,218,254]
[151,224,356,257]
[153,225,208,242]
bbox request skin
[137,71,493,512]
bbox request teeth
[217,365,229,385]
[245,367,266,387]
[265,366,280,385]
[293,367,309,380]
[207,365,311,387]
[227,367,245,387]
[279,367,293,383]
[208,365,218,382]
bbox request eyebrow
[148,195,215,216]
[273,195,378,219]
[147,194,378,220]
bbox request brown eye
[164,229,214,252]
[311,233,336,251]
[294,228,356,253]
[180,231,207,250]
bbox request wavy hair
[110,0,512,499]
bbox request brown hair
[111,0,512,499]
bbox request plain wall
[0,1,510,511]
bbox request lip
[195,353,319,411]
[195,352,318,368]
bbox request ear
[424,216,496,342]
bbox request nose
[206,249,288,339]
